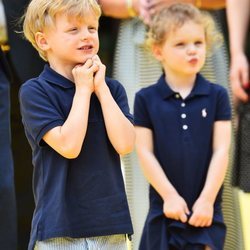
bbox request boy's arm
[95,83,135,155]
[189,120,231,227]
[93,56,135,155]
[43,60,97,159]
[136,126,189,222]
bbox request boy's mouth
[78,45,93,50]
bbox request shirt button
[181,113,186,119]
[183,125,188,130]
[181,102,186,107]
[175,94,180,99]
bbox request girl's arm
[43,60,97,159]
[189,120,231,227]
[136,126,190,222]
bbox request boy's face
[153,21,206,78]
[41,12,99,67]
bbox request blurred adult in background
[0,1,17,249]
[227,0,250,104]
[227,0,250,248]
[2,0,44,249]
[227,0,250,195]
[99,0,243,249]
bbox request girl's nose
[187,44,196,54]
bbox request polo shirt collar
[156,73,210,99]
[40,64,74,88]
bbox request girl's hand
[163,193,190,223]
[188,197,213,227]
[72,59,98,93]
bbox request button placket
[180,102,188,131]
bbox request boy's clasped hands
[72,54,106,94]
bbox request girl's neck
[165,74,197,99]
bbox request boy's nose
[80,30,90,41]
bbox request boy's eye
[88,26,97,32]
[68,27,78,32]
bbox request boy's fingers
[92,54,100,63]
[84,59,93,68]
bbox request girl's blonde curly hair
[146,3,222,55]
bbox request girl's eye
[176,43,184,47]
[195,41,203,45]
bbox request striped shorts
[34,234,128,250]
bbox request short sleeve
[134,92,152,129]
[215,87,232,121]
[19,81,64,146]
[109,79,134,124]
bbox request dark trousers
[0,66,17,250]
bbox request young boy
[20,0,134,249]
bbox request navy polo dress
[134,74,231,250]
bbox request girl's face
[153,21,206,78]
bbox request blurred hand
[230,52,249,103]
[139,0,196,24]
[136,0,150,24]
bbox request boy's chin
[81,54,97,64]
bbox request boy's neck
[49,60,75,83]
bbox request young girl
[134,3,232,250]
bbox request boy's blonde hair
[23,0,101,61]
[146,3,222,54]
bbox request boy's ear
[152,44,163,62]
[35,32,50,51]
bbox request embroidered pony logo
[202,108,207,118]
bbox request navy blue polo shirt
[19,64,133,250]
[134,73,231,209]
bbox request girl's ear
[152,44,163,61]
[35,32,50,51]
